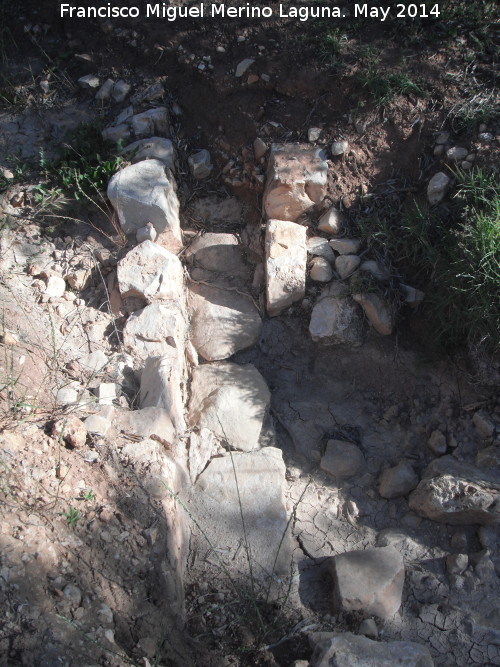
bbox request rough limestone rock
[473,411,496,438]
[188,428,220,484]
[188,282,261,361]
[102,123,131,145]
[263,144,328,222]
[120,438,188,616]
[117,241,184,303]
[254,137,268,160]
[78,74,100,91]
[310,633,434,667]
[309,283,365,346]
[427,429,447,455]
[185,233,246,275]
[188,149,213,179]
[112,80,131,103]
[235,58,255,77]
[310,257,333,282]
[352,292,394,335]
[335,254,360,279]
[331,139,349,156]
[107,160,181,251]
[193,447,291,594]
[131,107,169,138]
[320,439,365,479]
[136,223,157,243]
[123,302,187,362]
[84,410,113,436]
[317,207,345,235]
[95,78,114,101]
[52,416,87,449]
[116,407,175,445]
[265,219,307,316]
[308,127,321,142]
[378,461,419,499]
[44,274,66,298]
[329,238,361,255]
[328,546,405,619]
[446,146,468,161]
[427,172,450,205]
[188,362,270,452]
[140,355,186,433]
[307,236,335,261]
[121,137,176,170]
[409,456,500,525]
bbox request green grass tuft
[356,167,499,355]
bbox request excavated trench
[1,60,498,664]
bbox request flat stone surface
[328,546,405,619]
[188,428,220,484]
[117,241,184,303]
[309,283,365,346]
[193,447,291,595]
[123,302,187,362]
[188,362,270,452]
[107,160,181,251]
[310,632,434,667]
[188,282,261,361]
[116,406,175,444]
[263,144,328,222]
[185,233,246,275]
[265,219,307,316]
[139,355,186,433]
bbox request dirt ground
[1,2,499,666]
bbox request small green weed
[63,505,79,528]
[41,124,124,201]
[319,28,348,68]
[80,488,95,502]
[357,67,426,106]
[448,91,499,133]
